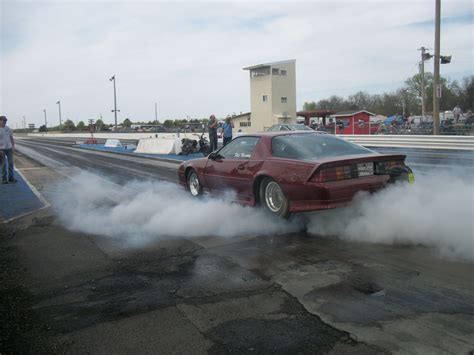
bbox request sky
[1,0,473,128]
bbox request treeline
[303,74,473,116]
[18,117,211,133]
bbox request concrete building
[233,60,296,133]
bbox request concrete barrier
[104,139,123,148]
[134,138,182,154]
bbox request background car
[266,124,314,132]
[178,132,414,218]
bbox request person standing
[0,116,16,184]
[208,114,219,152]
[453,105,462,122]
[221,116,234,146]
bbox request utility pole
[56,100,62,131]
[433,0,441,135]
[23,116,26,129]
[418,47,428,122]
[109,75,120,130]
[155,102,158,133]
[43,109,48,129]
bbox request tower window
[281,97,287,103]
[263,95,268,102]
[280,70,287,76]
[272,68,279,75]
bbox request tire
[259,177,290,219]
[187,170,202,197]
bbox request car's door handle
[237,164,246,170]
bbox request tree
[63,119,75,131]
[302,102,317,111]
[39,125,47,132]
[348,91,371,110]
[123,118,132,129]
[163,119,174,127]
[95,119,105,131]
[457,76,474,111]
[77,121,85,131]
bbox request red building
[332,110,376,134]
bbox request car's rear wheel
[187,170,202,197]
[260,178,290,218]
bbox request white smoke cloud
[52,170,473,262]
[305,172,474,262]
[52,172,301,246]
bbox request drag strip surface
[12,135,474,354]
[16,137,179,184]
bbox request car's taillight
[315,165,356,182]
[375,160,404,174]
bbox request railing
[338,135,474,150]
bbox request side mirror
[208,152,218,160]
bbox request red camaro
[178,132,414,218]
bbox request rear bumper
[288,175,389,212]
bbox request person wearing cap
[208,114,219,152]
[0,116,17,184]
[221,116,234,146]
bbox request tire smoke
[305,171,474,262]
[52,172,301,246]
[53,170,473,262]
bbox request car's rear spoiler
[306,154,406,182]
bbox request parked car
[178,132,414,218]
[266,124,314,132]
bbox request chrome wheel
[265,181,284,213]
[188,171,201,197]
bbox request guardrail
[338,135,474,150]
[28,133,474,150]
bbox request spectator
[221,116,234,146]
[208,114,219,152]
[0,116,17,184]
[453,105,462,122]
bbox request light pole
[56,100,62,131]
[433,0,441,135]
[109,75,120,130]
[23,116,26,129]
[418,46,432,122]
[155,102,158,133]
[43,109,48,130]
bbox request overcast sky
[1,0,472,128]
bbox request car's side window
[218,137,260,159]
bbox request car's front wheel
[187,170,202,197]
[260,177,290,218]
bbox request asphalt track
[7,136,474,354]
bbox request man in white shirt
[453,105,462,122]
[0,116,17,184]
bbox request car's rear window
[271,133,374,160]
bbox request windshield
[288,125,313,131]
[271,133,374,160]
[267,124,313,132]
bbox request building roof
[297,110,335,118]
[230,112,251,120]
[243,59,296,71]
[333,110,376,117]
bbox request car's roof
[239,131,328,138]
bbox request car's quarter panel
[257,158,316,200]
